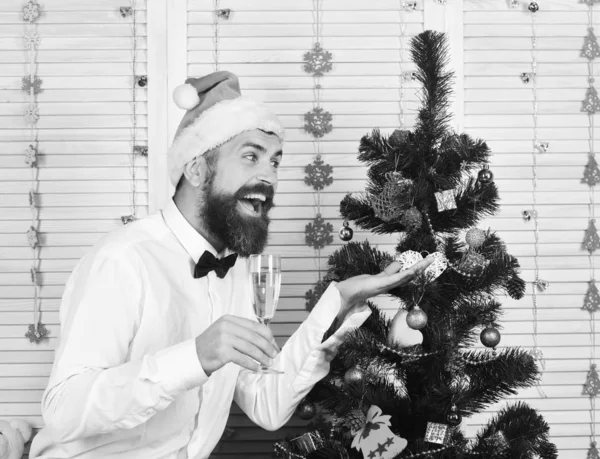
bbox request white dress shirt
[30,199,371,459]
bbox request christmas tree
[274,31,557,459]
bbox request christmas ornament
[21,76,42,95]
[520,72,532,83]
[29,190,35,209]
[534,141,549,152]
[305,280,327,311]
[528,1,539,12]
[534,278,550,292]
[344,367,366,385]
[133,145,148,157]
[402,70,417,81]
[23,0,40,22]
[303,42,333,77]
[522,210,533,221]
[582,84,600,114]
[121,215,136,225]
[424,422,450,445]
[406,306,428,330]
[24,144,37,167]
[351,406,407,459]
[173,83,200,110]
[583,280,600,312]
[24,29,40,50]
[457,251,488,276]
[24,104,39,124]
[582,28,600,60]
[345,409,367,433]
[305,214,334,249]
[304,107,333,138]
[582,155,600,186]
[136,75,147,87]
[583,219,600,253]
[583,364,600,397]
[371,172,413,222]
[119,6,133,17]
[26,226,38,248]
[216,8,231,19]
[449,372,471,392]
[389,309,423,348]
[477,165,494,184]
[338,221,353,242]
[304,155,333,191]
[480,326,501,348]
[510,0,520,7]
[402,0,418,10]
[25,323,48,343]
[399,206,423,231]
[587,441,600,459]
[30,267,37,285]
[395,250,448,282]
[435,189,457,212]
[446,406,461,427]
[465,228,486,248]
[295,399,316,420]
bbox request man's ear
[182,156,204,188]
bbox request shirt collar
[162,198,232,263]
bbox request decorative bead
[480,326,501,348]
[338,221,353,242]
[295,399,316,420]
[477,165,494,184]
[528,1,539,12]
[135,75,147,87]
[447,406,461,427]
[406,306,428,330]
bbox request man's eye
[244,153,257,162]
[271,160,280,168]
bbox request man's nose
[257,163,278,186]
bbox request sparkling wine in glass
[249,254,284,375]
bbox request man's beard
[201,182,274,257]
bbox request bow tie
[194,251,238,279]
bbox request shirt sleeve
[233,282,371,431]
[41,248,209,443]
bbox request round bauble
[465,228,486,249]
[389,309,424,348]
[339,222,353,242]
[173,83,201,110]
[477,166,494,184]
[344,367,366,385]
[447,411,462,427]
[480,326,501,348]
[528,1,539,12]
[400,207,423,231]
[406,306,428,330]
[295,399,316,420]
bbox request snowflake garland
[305,214,334,250]
[24,104,40,124]
[303,42,333,77]
[304,107,333,138]
[304,155,333,191]
[21,75,43,95]
[24,144,37,166]
[23,0,41,22]
[23,29,40,49]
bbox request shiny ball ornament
[389,309,423,348]
[400,206,423,231]
[406,306,428,330]
[528,1,539,12]
[344,366,366,385]
[465,228,486,249]
[477,166,494,184]
[295,399,316,420]
[338,221,353,242]
[480,326,501,348]
[447,411,462,427]
[173,83,201,110]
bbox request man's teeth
[243,194,266,202]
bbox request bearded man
[30,71,431,459]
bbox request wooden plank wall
[0,0,149,454]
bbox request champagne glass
[249,254,284,375]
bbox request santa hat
[168,71,285,187]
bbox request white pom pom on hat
[173,83,201,110]
[168,71,285,187]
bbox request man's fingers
[223,315,275,340]
[383,257,434,276]
[229,322,279,359]
[230,352,261,373]
[231,336,274,368]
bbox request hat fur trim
[168,97,285,187]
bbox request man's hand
[335,257,434,313]
[195,316,280,375]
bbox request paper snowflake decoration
[304,107,333,138]
[21,75,43,95]
[303,42,333,77]
[304,156,333,190]
[26,226,38,248]
[583,155,600,186]
[305,280,328,311]
[435,189,457,212]
[24,104,39,124]
[588,442,600,459]
[583,219,600,253]
[23,1,41,22]
[23,29,40,50]
[305,213,333,249]
[582,84,600,114]
[583,280,600,312]
[24,144,37,166]
[25,323,48,343]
